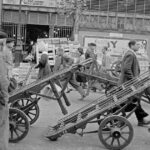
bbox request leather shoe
[138,119,150,126]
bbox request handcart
[46,71,150,150]
[8,58,93,143]
[76,59,118,95]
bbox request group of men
[0,32,15,150]
[84,40,150,126]
[1,32,150,150]
[54,41,150,126]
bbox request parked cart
[8,58,93,143]
[46,71,150,150]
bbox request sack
[40,84,62,101]
[40,85,53,101]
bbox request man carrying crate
[54,47,86,100]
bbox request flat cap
[0,30,8,39]
[88,43,96,46]
[6,38,15,43]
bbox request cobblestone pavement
[10,91,150,150]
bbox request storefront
[2,0,74,45]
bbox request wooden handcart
[46,71,150,150]
[8,58,93,143]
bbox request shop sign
[3,0,57,7]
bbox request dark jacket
[85,49,97,60]
[118,50,140,85]
[35,54,52,79]
[54,55,74,72]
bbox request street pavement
[10,90,150,150]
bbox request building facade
[2,0,74,44]
[2,0,150,57]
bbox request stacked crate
[36,38,80,66]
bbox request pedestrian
[3,38,15,79]
[35,51,52,79]
[0,32,10,150]
[101,46,112,71]
[76,47,87,88]
[35,51,53,100]
[54,48,86,100]
[118,40,150,126]
[85,43,97,60]
[85,43,98,94]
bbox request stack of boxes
[36,38,80,66]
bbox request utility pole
[16,0,22,50]
[15,0,23,65]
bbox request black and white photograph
[0,0,150,150]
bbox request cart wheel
[10,98,40,125]
[9,108,30,143]
[98,115,133,150]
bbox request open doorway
[26,24,49,44]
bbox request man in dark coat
[54,48,86,100]
[35,52,52,79]
[119,40,150,126]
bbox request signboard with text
[84,36,149,73]
[3,0,59,7]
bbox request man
[119,40,150,126]
[85,43,97,60]
[85,43,99,93]
[3,38,15,79]
[101,46,112,70]
[0,33,10,150]
[54,48,86,100]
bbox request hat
[88,43,96,46]
[0,30,8,39]
[6,38,15,44]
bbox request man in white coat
[0,31,10,150]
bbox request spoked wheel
[9,108,30,143]
[10,98,40,125]
[98,115,133,150]
[111,61,121,78]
